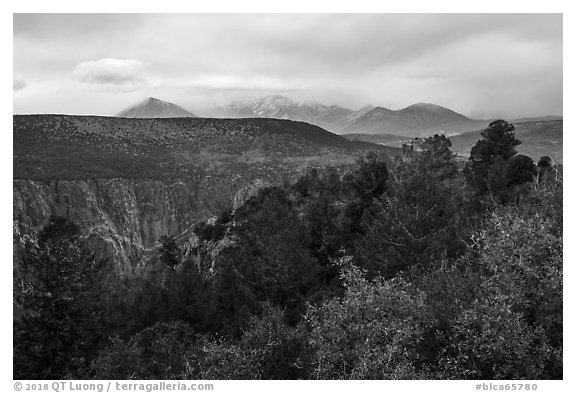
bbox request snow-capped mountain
[207,95,355,132]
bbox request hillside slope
[14,115,392,180]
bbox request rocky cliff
[13,179,216,275]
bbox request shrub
[91,321,200,379]
[303,258,432,379]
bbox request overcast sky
[13,13,562,119]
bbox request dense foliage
[14,216,104,379]
[14,123,562,380]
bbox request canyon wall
[13,179,218,275]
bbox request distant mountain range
[117,97,197,118]
[115,96,561,139]
[204,97,489,136]
[206,95,356,132]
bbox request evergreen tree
[506,154,537,187]
[356,135,467,278]
[464,120,521,195]
[14,215,103,379]
[343,151,388,202]
[230,186,320,325]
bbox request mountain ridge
[206,96,493,136]
[341,102,489,137]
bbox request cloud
[13,77,27,91]
[73,58,147,89]
[14,14,562,118]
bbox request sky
[13,13,563,119]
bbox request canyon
[13,114,388,274]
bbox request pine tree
[464,120,521,196]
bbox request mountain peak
[144,97,162,103]
[116,98,197,118]
[403,102,444,111]
[372,106,394,113]
[259,95,295,107]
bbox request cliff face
[13,179,214,275]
